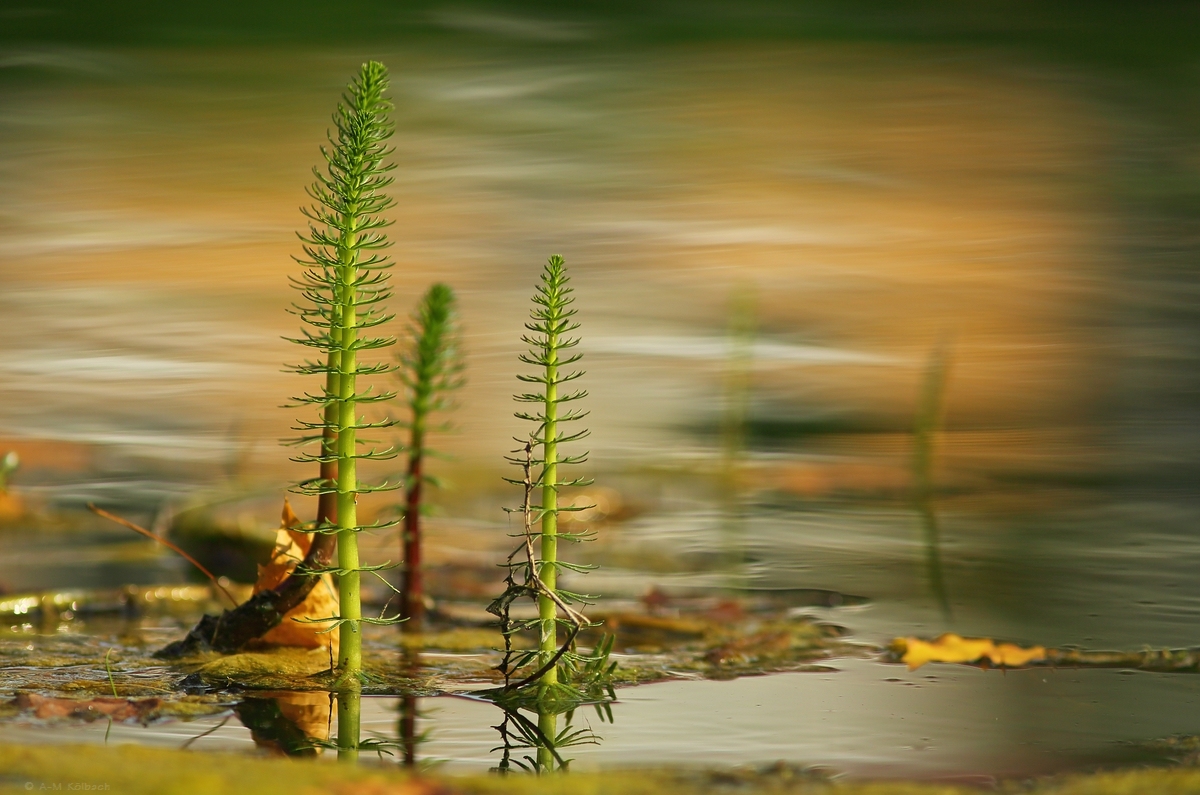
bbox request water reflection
[336,689,360,762]
[398,695,419,768]
[492,702,607,774]
[223,689,611,772]
[234,691,329,757]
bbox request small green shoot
[396,283,464,631]
[485,255,615,772]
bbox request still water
[4,666,1200,779]
[2,1,1200,782]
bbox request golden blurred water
[0,38,1129,498]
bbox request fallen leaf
[893,633,1047,671]
[251,501,339,656]
[11,692,162,723]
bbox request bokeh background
[2,0,1200,642]
[5,1,1200,776]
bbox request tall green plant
[514,255,592,694]
[286,60,400,712]
[483,258,615,773]
[397,283,464,631]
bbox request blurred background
[2,1,1200,650]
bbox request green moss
[194,648,331,681]
[3,742,1200,795]
[396,628,522,654]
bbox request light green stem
[336,222,361,682]
[537,708,557,773]
[337,689,361,762]
[538,322,559,695]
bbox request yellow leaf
[894,633,1046,671]
[250,500,339,656]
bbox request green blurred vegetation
[3,0,1198,81]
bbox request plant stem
[398,284,462,632]
[538,317,559,694]
[319,307,341,530]
[336,227,361,680]
[401,422,424,630]
[337,689,361,762]
[537,709,557,773]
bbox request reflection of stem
[337,689,361,762]
[494,705,567,773]
[398,695,417,767]
[397,648,420,767]
[536,709,557,773]
[913,339,953,620]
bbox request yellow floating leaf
[894,633,1046,671]
[990,640,1048,668]
[251,500,339,656]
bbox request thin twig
[180,716,231,750]
[494,438,588,694]
[88,503,239,608]
[503,622,581,694]
[518,439,587,627]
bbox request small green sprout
[485,255,615,771]
[396,283,464,631]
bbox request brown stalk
[87,503,238,608]
[152,447,338,658]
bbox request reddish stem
[401,451,423,631]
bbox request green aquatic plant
[913,337,953,620]
[514,255,592,689]
[286,60,401,707]
[396,283,464,631]
[156,63,400,671]
[484,256,616,770]
[504,256,593,688]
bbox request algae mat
[4,743,1200,795]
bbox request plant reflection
[398,695,418,768]
[234,691,330,757]
[492,700,610,774]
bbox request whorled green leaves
[488,255,616,771]
[283,61,401,728]
[397,283,464,631]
